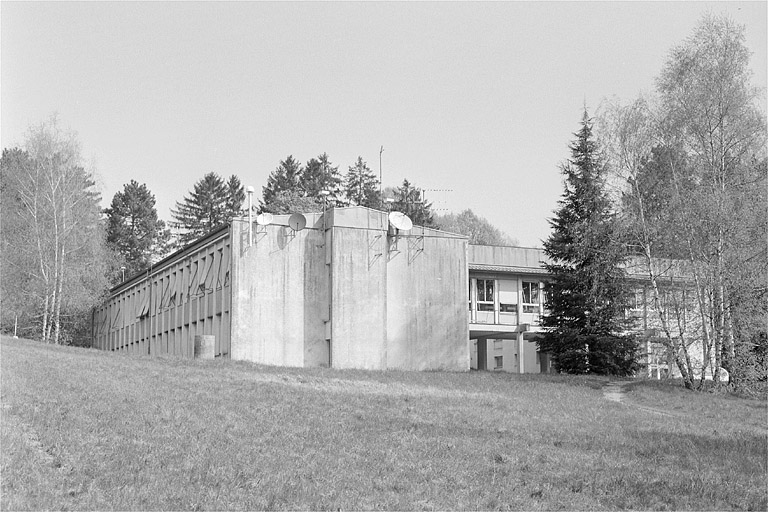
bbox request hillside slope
[1,336,765,510]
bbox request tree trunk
[53,241,65,344]
[41,293,50,343]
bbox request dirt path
[602,381,630,403]
[602,380,675,417]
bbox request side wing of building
[91,226,232,358]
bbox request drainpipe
[319,190,332,367]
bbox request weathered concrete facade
[93,206,469,370]
[230,212,329,367]
[229,207,468,371]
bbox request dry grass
[1,335,766,511]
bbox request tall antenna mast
[379,146,384,199]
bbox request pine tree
[301,153,344,206]
[539,111,638,376]
[392,179,435,227]
[171,172,230,248]
[260,155,303,211]
[344,156,381,208]
[105,180,170,277]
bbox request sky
[2,1,766,247]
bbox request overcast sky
[2,1,765,247]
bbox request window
[522,281,540,313]
[500,303,517,313]
[494,356,503,369]
[477,279,495,312]
[493,340,503,350]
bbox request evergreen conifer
[171,172,231,248]
[539,111,638,375]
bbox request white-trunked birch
[0,116,110,344]
[598,14,767,390]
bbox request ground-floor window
[494,355,503,369]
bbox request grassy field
[1,336,766,511]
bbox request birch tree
[598,14,767,389]
[0,117,110,344]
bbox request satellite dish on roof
[288,213,307,231]
[256,213,274,226]
[389,211,413,232]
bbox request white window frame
[522,281,540,314]
[476,278,495,313]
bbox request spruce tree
[344,156,381,208]
[301,153,344,206]
[392,179,435,227]
[260,155,303,211]
[171,172,230,248]
[225,174,246,220]
[539,111,638,376]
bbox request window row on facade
[469,277,547,326]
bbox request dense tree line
[260,153,380,213]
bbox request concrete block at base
[194,335,215,359]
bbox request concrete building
[92,205,704,376]
[92,206,468,371]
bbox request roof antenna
[379,145,384,200]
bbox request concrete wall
[328,207,469,371]
[327,208,388,369]
[386,225,469,371]
[230,214,329,367]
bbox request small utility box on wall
[194,335,215,359]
